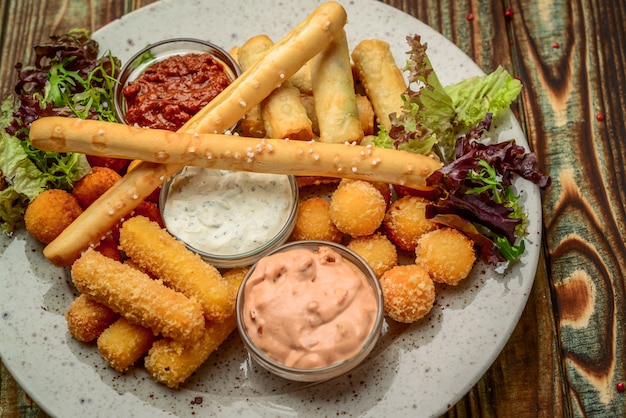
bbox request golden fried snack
[24,189,83,244]
[71,166,121,209]
[97,317,156,372]
[71,248,206,344]
[415,228,476,285]
[35,1,349,267]
[379,264,435,323]
[329,179,386,237]
[65,294,119,343]
[298,94,319,135]
[351,39,407,130]
[383,195,439,252]
[239,34,313,140]
[144,265,245,388]
[290,61,313,94]
[144,316,237,388]
[291,197,343,242]
[347,232,398,277]
[119,216,233,322]
[355,94,375,136]
[310,27,363,144]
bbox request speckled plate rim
[0,1,541,417]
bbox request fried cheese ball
[24,189,83,244]
[72,166,122,209]
[291,197,343,242]
[329,179,386,237]
[379,264,435,323]
[415,228,476,286]
[347,233,397,277]
[383,195,438,252]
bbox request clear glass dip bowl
[113,37,240,128]
[236,240,384,382]
[159,167,299,269]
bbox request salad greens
[0,29,120,234]
[373,34,550,266]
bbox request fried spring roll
[119,216,233,322]
[97,317,156,372]
[71,248,206,344]
[351,39,407,131]
[310,27,363,144]
[240,34,313,140]
[40,1,348,267]
[65,294,119,343]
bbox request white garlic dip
[162,166,296,257]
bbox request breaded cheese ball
[24,189,83,244]
[415,228,476,286]
[329,179,386,237]
[383,195,438,252]
[291,197,343,242]
[379,264,435,323]
[348,233,397,277]
[72,166,122,209]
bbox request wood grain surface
[1,0,625,417]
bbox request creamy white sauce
[163,167,294,255]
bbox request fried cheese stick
[38,1,348,267]
[30,117,442,189]
[71,248,206,344]
[119,216,233,322]
[97,317,156,372]
[143,268,246,388]
[65,294,119,342]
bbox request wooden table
[1,0,625,417]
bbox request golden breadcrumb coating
[71,248,206,344]
[97,317,156,372]
[379,264,435,323]
[119,216,233,322]
[72,166,121,209]
[65,294,119,343]
[291,197,343,242]
[347,233,397,277]
[329,179,386,237]
[383,195,438,252]
[24,189,83,244]
[415,227,476,286]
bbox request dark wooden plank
[508,0,626,416]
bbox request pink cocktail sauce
[242,246,378,369]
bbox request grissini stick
[31,116,442,189]
[39,1,348,267]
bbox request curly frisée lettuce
[0,29,119,234]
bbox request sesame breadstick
[30,117,442,189]
[38,1,348,267]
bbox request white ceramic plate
[0,1,541,417]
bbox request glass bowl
[113,37,240,130]
[159,167,299,269]
[236,240,384,382]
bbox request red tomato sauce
[122,53,232,131]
